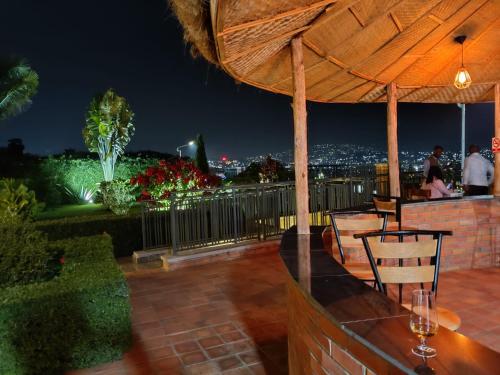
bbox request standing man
[423,145,444,178]
[463,144,494,196]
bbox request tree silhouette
[195,134,209,174]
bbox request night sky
[0,0,495,160]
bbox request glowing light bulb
[454,67,471,89]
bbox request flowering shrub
[130,159,221,206]
[101,179,135,215]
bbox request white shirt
[463,153,494,187]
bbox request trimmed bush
[0,234,131,374]
[0,223,61,287]
[35,213,142,258]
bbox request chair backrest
[372,194,401,225]
[408,188,431,200]
[355,230,452,296]
[328,211,388,264]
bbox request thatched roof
[173,0,500,103]
[169,0,218,65]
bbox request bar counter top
[281,226,500,375]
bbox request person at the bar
[423,145,444,178]
[422,166,452,199]
[463,144,494,196]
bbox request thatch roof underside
[176,0,500,103]
[169,0,218,65]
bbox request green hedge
[0,234,131,374]
[35,213,142,258]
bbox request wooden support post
[291,36,310,234]
[494,83,500,197]
[386,82,401,197]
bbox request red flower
[130,177,137,185]
[159,160,167,167]
[137,174,149,186]
[146,167,155,177]
[59,257,65,265]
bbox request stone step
[161,239,281,271]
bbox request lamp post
[176,140,195,158]
[457,103,466,174]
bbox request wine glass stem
[420,337,427,348]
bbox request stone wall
[402,197,500,271]
[288,278,397,375]
[325,198,500,271]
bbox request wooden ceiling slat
[348,6,366,27]
[222,26,310,64]
[219,0,337,35]
[396,1,499,87]
[265,46,326,87]
[314,0,442,68]
[376,0,488,82]
[214,0,499,103]
[389,12,404,32]
[222,0,320,28]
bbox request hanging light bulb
[453,35,472,89]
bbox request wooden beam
[222,26,310,64]
[291,36,310,235]
[348,7,365,27]
[427,14,444,24]
[386,82,401,197]
[218,0,337,36]
[494,83,500,197]
[389,12,403,32]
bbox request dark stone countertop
[280,226,500,375]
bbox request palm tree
[83,89,135,181]
[0,58,39,121]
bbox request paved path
[70,254,500,374]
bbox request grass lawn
[35,204,142,220]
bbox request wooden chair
[408,188,431,201]
[327,211,389,281]
[372,194,400,230]
[355,230,461,331]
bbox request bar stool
[355,230,461,331]
[326,211,389,281]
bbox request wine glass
[409,289,439,358]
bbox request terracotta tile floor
[69,254,500,374]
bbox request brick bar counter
[401,196,500,270]
[280,226,500,375]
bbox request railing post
[141,202,147,250]
[349,178,354,207]
[233,189,238,244]
[170,195,178,255]
[261,186,267,240]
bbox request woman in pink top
[422,166,452,199]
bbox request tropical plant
[62,184,97,204]
[83,89,135,182]
[100,179,135,215]
[130,159,221,208]
[0,58,39,121]
[195,134,209,174]
[38,155,159,206]
[0,178,42,222]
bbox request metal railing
[141,176,380,254]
